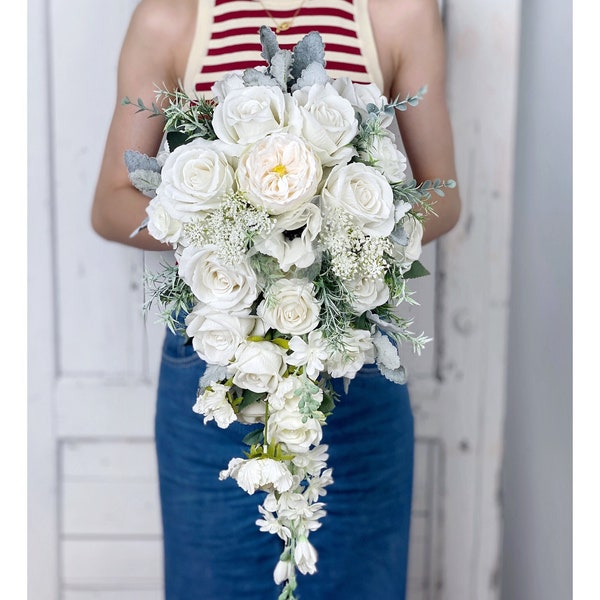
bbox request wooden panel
[61,540,163,588]
[61,441,161,537]
[49,0,146,377]
[63,591,163,600]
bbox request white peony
[212,85,300,147]
[192,382,236,429]
[254,202,322,271]
[321,162,395,236]
[236,133,322,215]
[154,137,235,217]
[359,134,408,183]
[219,457,294,495]
[177,245,258,312]
[345,274,390,314]
[185,304,255,366]
[293,82,358,166]
[390,214,424,272]
[257,278,321,336]
[229,341,288,394]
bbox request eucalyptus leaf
[242,426,265,446]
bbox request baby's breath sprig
[142,261,196,334]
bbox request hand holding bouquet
[125,26,454,600]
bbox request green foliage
[142,262,196,335]
[402,260,430,279]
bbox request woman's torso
[176,0,395,98]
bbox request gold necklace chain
[256,0,308,33]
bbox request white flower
[212,85,300,146]
[345,274,390,314]
[321,162,395,237]
[178,245,258,312]
[257,279,321,336]
[325,328,376,379]
[210,71,245,103]
[359,134,408,183]
[293,82,358,166]
[303,468,334,503]
[185,304,255,366]
[154,137,235,217]
[294,537,318,575]
[236,133,322,215]
[292,444,330,476]
[273,559,295,584]
[254,202,322,271]
[229,341,288,394]
[145,196,183,245]
[237,399,267,425]
[390,214,424,271]
[192,383,236,429]
[267,379,323,454]
[331,78,394,128]
[219,457,294,495]
[256,505,292,542]
[286,330,328,379]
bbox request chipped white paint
[29,0,520,598]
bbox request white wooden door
[28,1,521,599]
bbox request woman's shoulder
[369,0,442,33]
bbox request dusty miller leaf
[259,25,280,65]
[293,62,330,90]
[128,169,162,197]
[291,31,326,81]
[242,68,279,87]
[269,50,293,90]
[124,150,161,174]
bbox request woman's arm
[91,0,191,250]
[371,0,461,244]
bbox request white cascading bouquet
[124,26,454,600]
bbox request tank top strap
[183,0,385,98]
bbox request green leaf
[402,260,430,279]
[166,130,189,152]
[242,426,265,446]
[238,389,267,411]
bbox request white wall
[501,1,572,599]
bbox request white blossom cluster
[126,27,450,600]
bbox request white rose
[237,399,267,425]
[331,78,394,128]
[254,202,322,271]
[192,383,236,429]
[229,341,288,393]
[155,137,235,217]
[390,214,424,271]
[236,133,322,215]
[267,379,323,454]
[145,196,183,245]
[185,305,255,366]
[293,82,358,166]
[325,328,376,379]
[257,278,321,336]
[210,71,245,103]
[212,85,300,146]
[346,274,390,314]
[178,245,258,311]
[359,134,408,183]
[321,162,395,236]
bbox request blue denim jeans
[155,328,414,599]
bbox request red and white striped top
[183,0,384,98]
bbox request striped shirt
[183,0,384,97]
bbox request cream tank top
[183,0,385,98]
